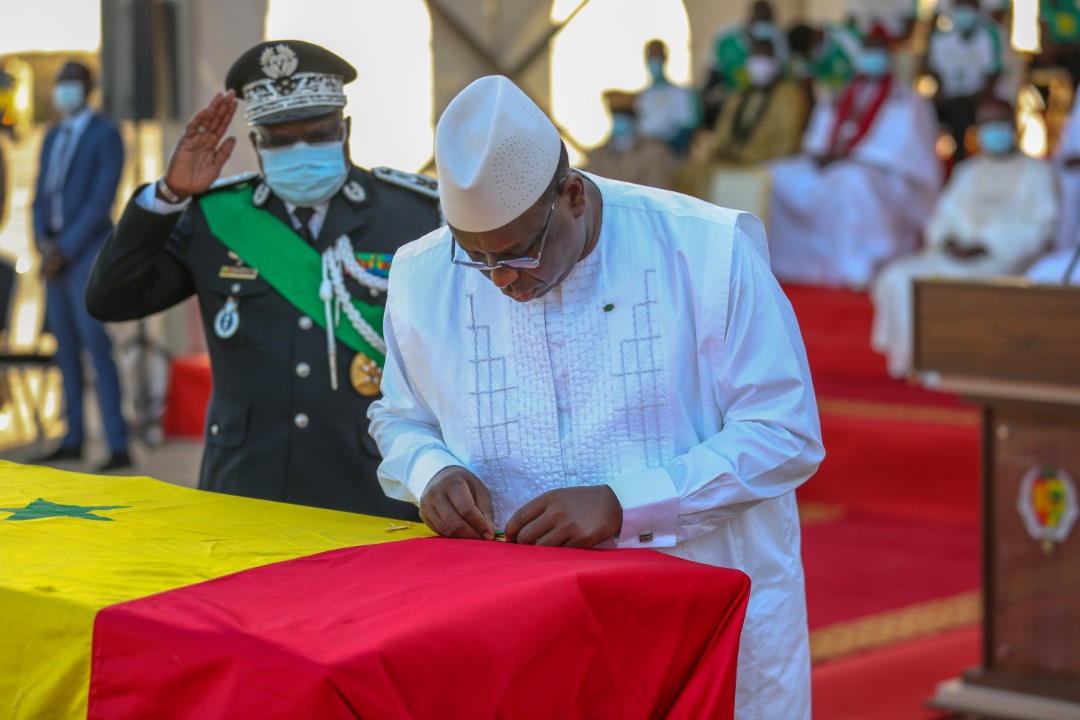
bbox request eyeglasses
[450,192,558,272]
[253,122,346,150]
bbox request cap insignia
[260,44,299,80]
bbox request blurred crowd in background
[584,0,1080,379]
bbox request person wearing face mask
[633,40,698,160]
[369,74,822,720]
[31,61,131,473]
[586,92,672,191]
[84,41,442,517]
[872,97,1057,377]
[701,0,790,130]
[924,0,1003,160]
[767,25,942,288]
[674,38,809,208]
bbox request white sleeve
[606,214,825,548]
[983,161,1059,268]
[367,261,462,506]
[134,181,191,214]
[923,162,972,250]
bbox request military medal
[219,265,259,280]
[214,297,240,339]
[350,352,382,396]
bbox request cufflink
[638,531,654,543]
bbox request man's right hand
[161,90,239,200]
[419,466,496,541]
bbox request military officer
[85,40,441,519]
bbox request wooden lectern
[913,278,1080,720]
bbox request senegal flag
[0,461,749,720]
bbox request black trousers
[936,93,979,161]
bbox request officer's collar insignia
[253,182,271,207]
[342,180,367,205]
[373,166,439,200]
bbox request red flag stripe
[89,538,748,719]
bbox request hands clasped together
[420,466,623,549]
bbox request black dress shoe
[96,452,133,473]
[34,445,82,463]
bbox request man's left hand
[40,242,68,280]
[944,238,988,260]
[505,486,623,549]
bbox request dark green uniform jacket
[85,166,441,519]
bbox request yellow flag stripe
[0,461,431,720]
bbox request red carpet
[812,627,979,720]
[783,283,983,717]
[802,511,980,630]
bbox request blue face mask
[259,140,348,207]
[951,7,979,33]
[52,81,85,116]
[611,113,635,140]
[977,121,1015,154]
[857,49,891,78]
[647,57,666,84]
[749,21,774,41]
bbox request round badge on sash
[214,297,240,339]
[350,352,382,396]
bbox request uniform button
[295,362,311,378]
[298,316,313,330]
[294,413,309,429]
[210,423,220,436]
[230,282,241,294]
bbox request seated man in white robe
[1028,90,1080,286]
[768,25,941,288]
[369,76,824,719]
[872,97,1058,377]
[1026,235,1080,285]
[1052,85,1080,250]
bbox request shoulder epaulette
[373,166,439,200]
[209,171,260,191]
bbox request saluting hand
[505,486,622,549]
[162,90,239,199]
[420,466,497,541]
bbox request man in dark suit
[33,61,130,472]
[85,41,441,519]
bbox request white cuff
[607,466,678,548]
[406,447,464,504]
[135,182,191,214]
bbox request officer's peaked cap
[225,40,357,125]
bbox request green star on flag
[0,498,128,521]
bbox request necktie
[47,127,73,233]
[293,207,316,245]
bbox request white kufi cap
[435,76,561,233]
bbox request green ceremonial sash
[199,185,385,366]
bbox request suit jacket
[85,168,442,519]
[33,112,124,263]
